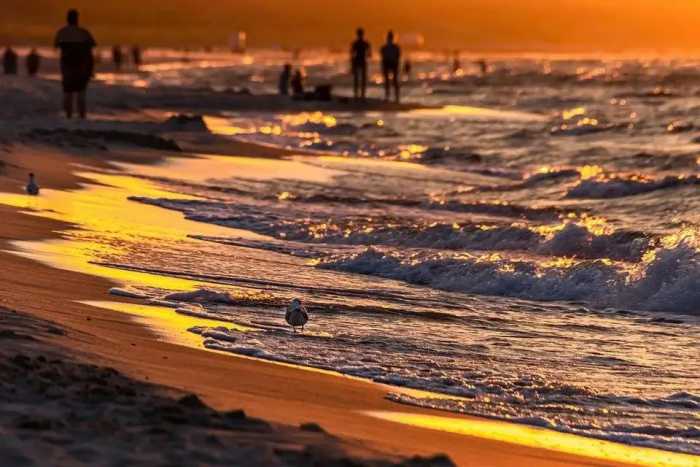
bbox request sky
[3,0,700,53]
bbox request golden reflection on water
[406,105,548,122]
[0,172,238,291]
[364,412,700,467]
[116,154,343,185]
[81,301,254,347]
[578,164,604,180]
[280,111,337,128]
[202,115,255,136]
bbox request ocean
[8,49,700,455]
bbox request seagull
[25,173,39,196]
[285,298,309,333]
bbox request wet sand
[0,138,691,466]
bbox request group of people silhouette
[111,45,142,71]
[3,47,41,76]
[11,10,411,121]
[278,27,403,103]
[352,28,402,103]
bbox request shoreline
[0,139,695,466]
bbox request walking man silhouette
[381,31,401,103]
[350,28,371,100]
[54,9,96,119]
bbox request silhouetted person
[403,59,412,78]
[26,49,41,76]
[381,31,401,103]
[279,64,292,96]
[112,45,123,70]
[26,173,39,196]
[54,9,96,119]
[131,45,142,68]
[3,47,18,75]
[291,70,304,97]
[476,59,488,76]
[350,28,371,100]
[452,51,461,74]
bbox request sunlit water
[4,51,700,458]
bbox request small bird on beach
[25,173,39,195]
[285,298,309,333]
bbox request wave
[386,393,700,455]
[132,194,652,263]
[550,121,626,137]
[291,121,359,136]
[418,146,483,164]
[318,241,700,314]
[567,175,699,199]
[540,224,651,262]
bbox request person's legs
[63,92,74,118]
[77,91,87,119]
[383,67,390,101]
[352,66,359,99]
[392,68,400,103]
[360,64,367,100]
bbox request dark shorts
[61,66,91,93]
[352,61,367,74]
[382,62,399,75]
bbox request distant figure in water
[26,49,41,76]
[403,58,412,79]
[279,63,292,96]
[291,69,304,97]
[452,51,461,74]
[54,9,97,119]
[26,173,39,196]
[112,45,123,70]
[131,45,142,68]
[285,298,309,333]
[350,28,371,100]
[476,59,488,76]
[3,47,18,75]
[381,30,401,103]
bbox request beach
[1,50,699,467]
[0,144,618,467]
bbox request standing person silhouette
[54,9,96,119]
[381,31,401,103]
[131,45,142,68]
[279,64,292,96]
[350,28,371,101]
[26,49,41,76]
[112,45,123,71]
[3,47,18,74]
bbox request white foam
[108,287,149,299]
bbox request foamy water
[5,51,700,457]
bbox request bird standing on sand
[26,173,39,195]
[285,298,309,333]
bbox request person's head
[284,63,292,72]
[356,28,364,39]
[67,9,79,26]
[387,31,395,44]
[29,173,35,180]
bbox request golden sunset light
[3,0,700,51]
[2,1,700,466]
